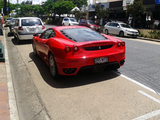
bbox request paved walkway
[0,35,10,120]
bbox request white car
[103,22,139,37]
[13,17,45,44]
[62,17,79,26]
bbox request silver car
[13,17,45,44]
[103,22,139,37]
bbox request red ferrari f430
[32,26,125,78]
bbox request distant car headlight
[90,25,94,28]
[126,30,132,33]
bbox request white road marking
[133,91,160,120]
[114,71,160,95]
[133,109,160,120]
[138,90,160,104]
[4,29,19,120]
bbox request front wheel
[49,54,59,78]
[105,29,108,35]
[119,31,124,37]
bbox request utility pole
[4,0,7,15]
[8,0,10,16]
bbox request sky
[10,0,46,5]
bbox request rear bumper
[56,51,125,76]
[17,32,42,40]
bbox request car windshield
[70,18,77,22]
[61,28,107,42]
[120,24,132,28]
[87,20,95,25]
[21,19,42,26]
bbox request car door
[106,22,114,34]
[36,29,53,62]
[112,23,120,35]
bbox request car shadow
[29,52,120,88]
[11,38,32,45]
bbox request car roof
[108,21,124,24]
[17,17,40,19]
[50,26,88,31]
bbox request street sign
[6,7,9,11]
[156,0,160,4]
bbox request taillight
[122,42,125,46]
[42,25,45,29]
[18,26,23,30]
[64,46,71,53]
[117,42,121,47]
[73,45,79,52]
[117,42,125,47]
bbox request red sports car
[32,26,125,78]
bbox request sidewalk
[0,35,10,120]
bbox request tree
[70,0,87,8]
[53,0,74,18]
[126,0,146,28]
[94,3,109,24]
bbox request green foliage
[144,35,147,38]
[126,0,146,28]
[71,0,87,8]
[53,0,74,16]
[94,3,109,19]
[148,30,160,39]
[140,34,144,37]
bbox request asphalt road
[116,37,160,94]
[4,26,160,120]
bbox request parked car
[13,17,45,44]
[103,22,139,37]
[62,17,79,26]
[8,18,18,33]
[79,19,100,32]
[32,26,125,78]
[5,17,12,26]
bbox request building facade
[86,0,160,28]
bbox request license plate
[30,28,35,32]
[94,57,108,64]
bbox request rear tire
[14,35,20,45]
[49,54,59,78]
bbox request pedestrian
[0,14,4,35]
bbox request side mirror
[117,25,120,28]
[33,33,39,36]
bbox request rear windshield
[61,28,107,42]
[21,19,42,26]
[70,18,77,22]
[6,18,12,20]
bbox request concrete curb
[4,28,50,120]
[4,28,19,120]
[138,37,160,42]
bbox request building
[86,0,160,28]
